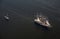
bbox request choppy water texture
[0,0,60,39]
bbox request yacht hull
[34,19,51,28]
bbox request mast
[36,12,39,18]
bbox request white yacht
[34,14,52,28]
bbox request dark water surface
[0,0,60,39]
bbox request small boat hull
[4,16,10,21]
